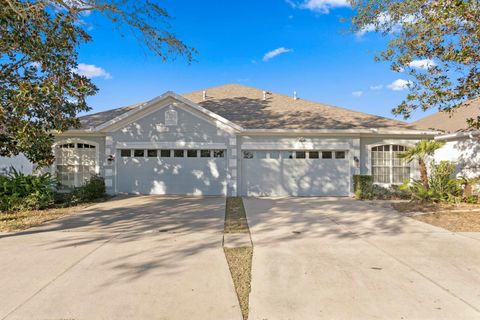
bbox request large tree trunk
[419,158,429,189]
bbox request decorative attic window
[165,108,178,126]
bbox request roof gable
[90,92,242,133]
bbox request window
[134,149,144,157]
[120,149,131,157]
[269,151,280,159]
[243,151,254,159]
[322,151,332,159]
[256,151,268,159]
[372,145,410,184]
[296,151,306,159]
[213,150,225,158]
[335,151,346,159]
[200,150,211,157]
[280,151,295,159]
[55,141,97,188]
[160,149,171,157]
[309,151,319,159]
[147,149,157,157]
[174,150,184,157]
[187,150,198,158]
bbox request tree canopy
[0,0,194,166]
[349,0,480,127]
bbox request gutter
[434,130,480,140]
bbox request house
[0,154,33,176]
[50,84,436,197]
[413,98,480,178]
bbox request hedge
[353,175,373,200]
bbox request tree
[349,0,480,128]
[0,0,194,166]
[400,140,445,189]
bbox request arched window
[371,145,410,184]
[55,142,97,187]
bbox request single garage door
[242,150,350,196]
[117,148,227,195]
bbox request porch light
[353,156,360,168]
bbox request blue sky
[76,0,434,122]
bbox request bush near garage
[56,175,107,206]
[353,175,373,200]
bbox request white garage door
[242,150,350,197]
[117,148,227,196]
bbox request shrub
[71,175,106,203]
[371,184,410,200]
[401,161,462,203]
[353,175,373,200]
[0,169,56,211]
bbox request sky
[76,0,436,122]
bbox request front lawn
[0,203,93,232]
[393,202,480,232]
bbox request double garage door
[242,150,350,197]
[117,148,227,196]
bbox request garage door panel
[243,157,350,197]
[117,157,227,196]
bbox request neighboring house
[47,84,435,197]
[0,154,33,176]
[413,98,480,178]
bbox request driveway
[0,196,241,320]
[244,197,480,320]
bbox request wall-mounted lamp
[107,155,115,164]
[353,156,360,168]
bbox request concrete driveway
[244,197,480,320]
[0,196,241,320]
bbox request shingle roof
[413,98,480,133]
[79,83,416,130]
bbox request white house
[413,98,480,178]
[31,84,435,197]
[0,154,33,176]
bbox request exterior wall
[0,154,33,175]
[435,135,480,178]
[108,101,237,196]
[359,136,423,182]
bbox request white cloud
[408,59,437,69]
[263,47,293,61]
[387,79,412,91]
[352,91,363,97]
[286,0,349,13]
[300,0,349,13]
[75,63,111,79]
[370,84,383,90]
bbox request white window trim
[370,144,411,185]
[52,138,100,187]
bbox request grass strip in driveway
[224,246,253,320]
[223,197,253,320]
